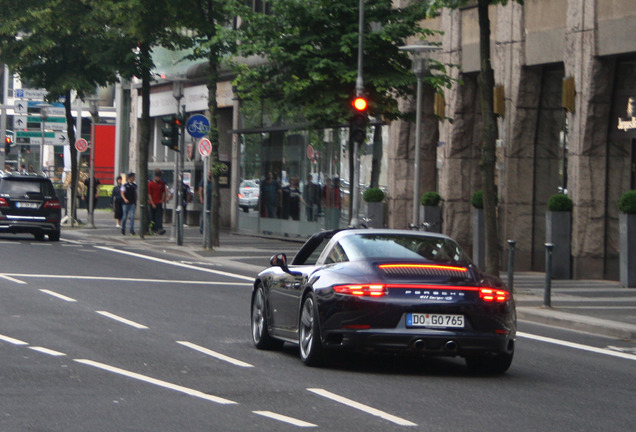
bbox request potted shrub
[471,190,486,269]
[618,190,636,287]
[420,191,442,233]
[363,187,385,228]
[546,193,573,279]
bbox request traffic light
[161,115,183,151]
[350,96,368,145]
[4,134,12,155]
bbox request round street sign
[186,114,210,138]
[306,144,314,159]
[198,138,212,157]
[75,138,88,152]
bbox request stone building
[389,0,636,280]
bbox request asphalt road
[1,233,634,431]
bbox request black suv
[0,171,61,241]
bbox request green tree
[177,0,246,248]
[428,0,523,275]
[0,0,133,225]
[234,0,452,208]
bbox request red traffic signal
[352,97,368,112]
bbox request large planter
[365,201,384,228]
[420,205,442,233]
[546,210,572,279]
[472,208,485,270]
[619,213,636,287]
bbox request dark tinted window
[0,178,55,196]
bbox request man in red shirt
[147,168,167,235]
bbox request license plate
[406,313,464,328]
[16,202,39,209]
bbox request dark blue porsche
[250,229,516,374]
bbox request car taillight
[237,193,244,198]
[44,199,61,209]
[333,284,387,297]
[479,288,509,303]
[0,197,8,208]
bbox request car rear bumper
[0,217,60,234]
[321,328,515,357]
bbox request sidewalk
[63,209,636,341]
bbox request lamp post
[399,44,440,227]
[39,103,52,174]
[86,96,101,229]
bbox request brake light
[479,288,509,303]
[0,197,8,208]
[378,264,468,273]
[237,193,244,199]
[44,199,61,209]
[333,284,386,297]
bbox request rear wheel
[49,230,60,242]
[33,233,44,241]
[251,285,283,350]
[299,292,324,366]
[465,351,514,375]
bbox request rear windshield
[0,178,55,196]
[339,234,472,265]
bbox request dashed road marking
[177,341,254,368]
[29,346,66,356]
[40,289,77,302]
[307,388,417,427]
[96,311,149,329]
[518,332,636,361]
[253,411,317,428]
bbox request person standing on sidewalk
[147,168,167,235]
[111,175,124,227]
[120,172,137,235]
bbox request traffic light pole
[350,0,365,229]
[177,104,185,246]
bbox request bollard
[544,243,554,307]
[176,206,183,246]
[507,240,516,291]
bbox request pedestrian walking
[304,174,321,221]
[147,168,167,235]
[120,172,137,235]
[112,175,124,227]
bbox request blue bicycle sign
[186,114,210,138]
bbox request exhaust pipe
[413,339,426,351]
[445,340,458,353]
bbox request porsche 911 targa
[250,229,516,374]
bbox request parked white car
[238,179,259,212]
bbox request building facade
[388,0,636,280]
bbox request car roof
[0,170,49,180]
[331,228,453,241]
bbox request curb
[517,307,636,340]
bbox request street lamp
[39,103,53,174]
[86,96,101,229]
[399,43,440,227]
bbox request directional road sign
[15,115,66,130]
[15,88,48,100]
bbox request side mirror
[270,253,288,270]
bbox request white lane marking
[253,411,317,428]
[518,332,636,361]
[96,311,149,329]
[74,359,237,405]
[0,334,28,345]
[177,341,254,368]
[0,274,27,284]
[96,246,255,281]
[3,273,250,286]
[40,289,77,302]
[307,388,417,427]
[29,346,66,356]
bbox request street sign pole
[202,155,210,249]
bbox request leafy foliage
[234,0,453,127]
[618,191,636,214]
[420,191,442,206]
[363,187,385,202]
[547,193,573,212]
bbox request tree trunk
[208,31,221,248]
[370,124,382,188]
[477,0,500,275]
[63,92,78,226]
[138,42,152,239]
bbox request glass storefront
[237,126,350,237]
